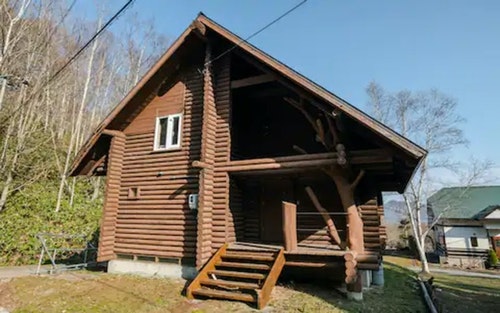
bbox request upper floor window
[154,113,182,150]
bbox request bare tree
[0,1,165,214]
[366,82,492,274]
[0,0,31,110]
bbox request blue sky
[76,0,500,179]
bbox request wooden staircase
[186,244,285,309]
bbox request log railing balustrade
[282,201,350,252]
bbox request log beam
[86,154,106,176]
[192,160,209,169]
[230,74,275,89]
[220,150,390,172]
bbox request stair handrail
[257,248,285,309]
[186,243,228,299]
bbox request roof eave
[71,13,427,177]
[196,15,427,160]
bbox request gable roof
[473,205,500,220]
[70,13,426,176]
[428,186,500,219]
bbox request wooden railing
[257,248,285,309]
[282,201,350,252]
[186,243,228,299]
[282,201,297,251]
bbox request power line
[49,0,135,87]
[0,0,135,125]
[205,0,308,67]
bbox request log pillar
[195,42,217,268]
[282,201,297,252]
[344,251,363,300]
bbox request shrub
[487,249,498,268]
[0,179,102,265]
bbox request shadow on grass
[433,274,500,313]
[265,262,426,313]
[272,263,499,313]
[384,250,439,264]
[84,274,161,306]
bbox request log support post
[305,186,343,248]
[282,201,297,252]
[195,41,216,268]
[344,251,363,300]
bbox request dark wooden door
[260,179,294,243]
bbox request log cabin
[70,13,426,308]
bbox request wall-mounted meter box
[188,194,198,210]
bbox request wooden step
[285,261,342,268]
[223,252,275,262]
[201,279,260,290]
[209,269,266,280]
[192,288,255,303]
[187,244,285,310]
[226,249,276,256]
[217,261,271,270]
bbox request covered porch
[228,241,381,270]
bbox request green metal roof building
[427,186,500,220]
[427,186,500,267]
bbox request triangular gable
[485,208,500,219]
[71,13,426,176]
[475,205,500,219]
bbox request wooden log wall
[359,197,385,251]
[212,55,234,249]
[97,132,125,262]
[196,44,217,267]
[110,66,203,263]
[229,179,244,241]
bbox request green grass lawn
[0,262,425,313]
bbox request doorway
[260,179,294,244]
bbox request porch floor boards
[229,242,348,257]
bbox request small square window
[154,113,182,150]
[128,187,140,199]
[470,236,478,247]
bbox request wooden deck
[229,242,348,257]
[229,242,381,269]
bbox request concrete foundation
[347,291,363,301]
[359,270,372,288]
[372,264,384,286]
[108,259,197,279]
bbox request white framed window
[154,113,182,150]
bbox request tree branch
[326,114,340,146]
[284,97,319,134]
[350,170,365,190]
[305,186,344,248]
